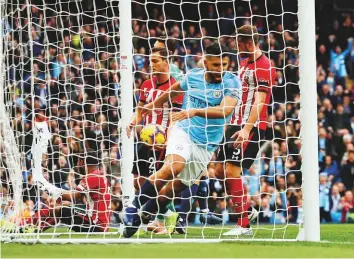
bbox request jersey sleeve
[224,75,241,100]
[139,81,149,103]
[254,67,273,93]
[171,94,184,109]
[77,175,98,193]
[170,64,184,82]
[180,74,188,91]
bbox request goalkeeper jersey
[76,169,111,230]
[170,63,184,82]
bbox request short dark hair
[84,129,101,150]
[151,47,168,59]
[156,36,177,53]
[205,42,229,58]
[237,25,259,45]
[78,148,101,167]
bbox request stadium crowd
[0,0,353,227]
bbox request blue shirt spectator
[330,38,353,78]
[320,155,339,182]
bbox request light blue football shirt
[177,68,241,152]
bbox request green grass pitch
[2,224,354,258]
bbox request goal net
[0,0,319,243]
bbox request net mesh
[1,0,303,242]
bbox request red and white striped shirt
[139,77,184,129]
[231,54,276,130]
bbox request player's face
[237,40,254,58]
[150,52,168,74]
[204,56,229,83]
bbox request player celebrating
[127,47,183,234]
[215,25,276,236]
[122,43,241,238]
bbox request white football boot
[222,225,253,236]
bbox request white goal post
[0,0,320,243]
[297,0,320,242]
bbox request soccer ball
[140,124,166,145]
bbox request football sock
[156,201,175,222]
[226,177,250,228]
[197,176,208,212]
[143,197,169,217]
[166,201,176,212]
[179,184,198,221]
[208,178,217,212]
[132,180,158,208]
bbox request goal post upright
[298,0,320,242]
[118,0,135,207]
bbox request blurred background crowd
[0,0,353,226]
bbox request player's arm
[172,95,237,121]
[243,90,267,132]
[141,81,183,117]
[127,101,145,138]
[60,190,82,201]
[60,177,95,201]
[232,74,269,147]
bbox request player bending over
[122,42,241,238]
[127,47,183,234]
[173,54,234,232]
[156,37,223,230]
[215,25,276,236]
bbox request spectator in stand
[319,173,331,222]
[330,38,353,87]
[330,184,342,222]
[317,44,329,71]
[341,150,354,192]
[53,155,70,189]
[258,196,274,223]
[320,155,339,183]
[349,39,354,80]
[341,190,354,223]
[318,127,332,164]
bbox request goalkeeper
[26,149,111,233]
[122,43,241,238]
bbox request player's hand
[126,121,135,138]
[141,102,156,118]
[172,110,196,122]
[232,128,250,148]
[153,143,166,151]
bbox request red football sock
[226,177,250,228]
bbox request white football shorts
[165,126,213,186]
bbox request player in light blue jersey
[122,43,241,238]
